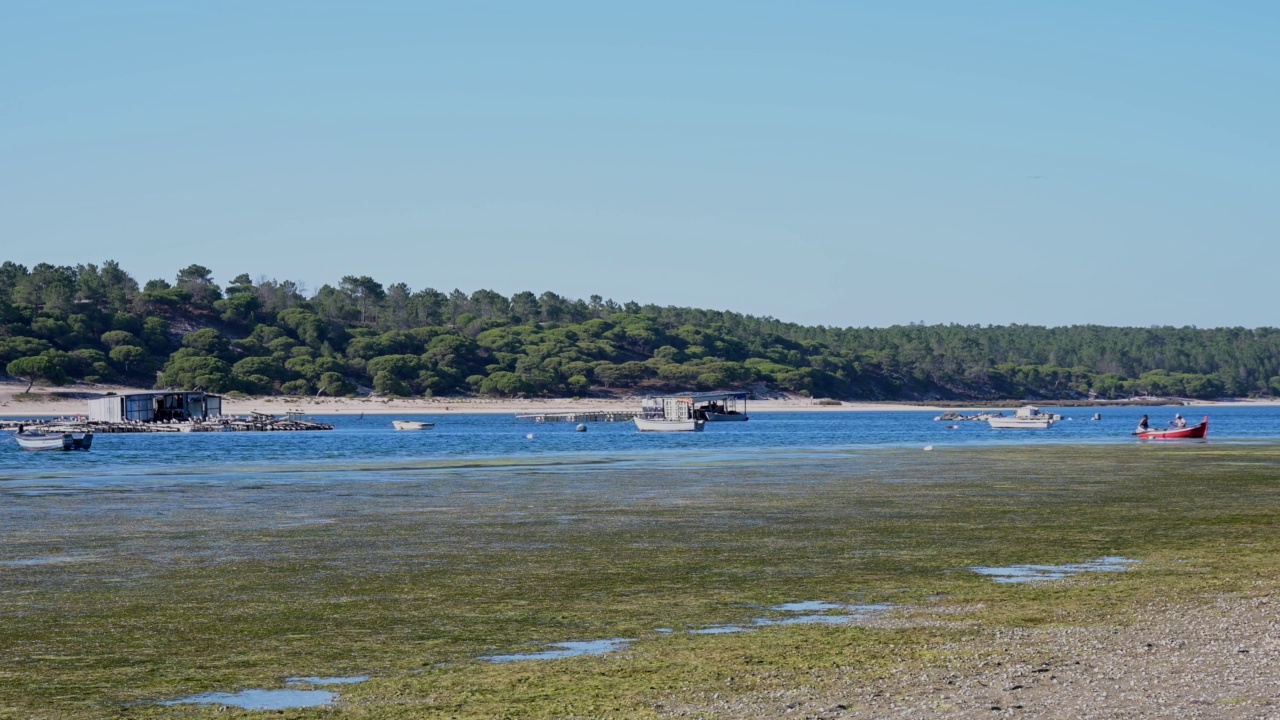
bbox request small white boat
[633,417,705,432]
[392,420,434,431]
[15,431,94,451]
[988,406,1055,430]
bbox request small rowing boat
[633,416,705,432]
[392,420,434,431]
[15,431,94,451]
[1137,417,1208,440]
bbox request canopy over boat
[1137,417,1208,440]
[636,391,743,431]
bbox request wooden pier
[515,411,640,423]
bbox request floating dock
[515,411,640,423]
[1,412,333,434]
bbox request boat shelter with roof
[641,391,748,421]
[87,391,223,423]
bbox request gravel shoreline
[671,589,1280,719]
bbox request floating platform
[515,411,640,423]
[1,412,334,434]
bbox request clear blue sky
[2,2,1277,328]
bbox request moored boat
[1137,417,1208,440]
[987,406,1056,430]
[690,392,749,422]
[14,431,94,451]
[702,411,748,422]
[633,416,705,432]
[634,393,709,432]
[392,420,434,431]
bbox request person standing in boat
[1172,413,1188,428]
[1136,414,1150,433]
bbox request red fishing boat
[1137,417,1208,440]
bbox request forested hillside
[2,261,1279,401]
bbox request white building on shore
[86,391,223,423]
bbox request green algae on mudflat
[3,444,1280,718]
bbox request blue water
[972,557,1141,583]
[481,638,633,663]
[0,406,1275,484]
[160,689,335,710]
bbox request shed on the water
[640,391,749,422]
[86,391,223,423]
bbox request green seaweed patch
[2,444,1280,718]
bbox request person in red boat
[1172,414,1188,428]
[1136,414,1150,433]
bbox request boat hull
[703,412,748,422]
[15,432,93,451]
[392,421,434,431]
[633,417,705,432]
[1138,418,1208,440]
[987,418,1053,429]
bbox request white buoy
[576,423,587,432]
[526,433,534,439]
[923,445,934,451]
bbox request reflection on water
[689,625,750,635]
[687,601,893,633]
[973,557,1140,583]
[160,689,336,710]
[0,555,95,567]
[757,601,893,626]
[481,638,633,663]
[771,600,848,613]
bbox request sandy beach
[3,379,1278,418]
[0,381,932,417]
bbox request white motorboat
[14,431,94,451]
[987,406,1056,430]
[633,416,705,432]
[392,420,434,431]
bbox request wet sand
[6,379,1279,418]
[3,445,1280,718]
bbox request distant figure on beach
[1136,414,1150,433]
[1172,414,1187,428]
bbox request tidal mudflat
[3,444,1280,718]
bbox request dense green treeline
[2,260,1279,401]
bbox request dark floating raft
[2,412,334,435]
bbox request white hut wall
[662,398,692,420]
[87,397,125,422]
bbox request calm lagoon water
[1,405,1277,487]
